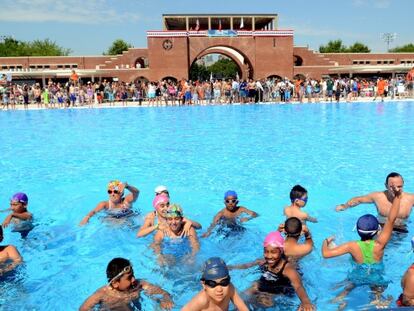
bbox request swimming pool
[1,101,414,310]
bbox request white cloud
[0,0,141,23]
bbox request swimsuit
[257,261,294,295]
[106,200,133,218]
[161,230,191,257]
[356,240,376,264]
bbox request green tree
[0,37,71,57]
[319,40,347,53]
[104,39,132,55]
[347,42,371,53]
[208,58,239,79]
[189,62,210,81]
[390,43,414,52]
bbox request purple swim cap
[224,190,238,199]
[10,192,28,204]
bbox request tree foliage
[104,39,132,55]
[189,62,210,81]
[0,37,71,56]
[347,42,371,53]
[208,58,239,79]
[319,40,370,53]
[390,43,414,52]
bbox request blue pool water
[1,101,414,310]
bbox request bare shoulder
[183,290,209,310]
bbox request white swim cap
[154,185,168,194]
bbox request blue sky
[1,0,413,55]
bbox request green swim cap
[166,204,183,218]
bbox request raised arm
[201,211,223,238]
[322,237,353,259]
[122,182,140,204]
[239,207,259,223]
[336,193,376,211]
[141,280,174,310]
[376,187,401,248]
[79,201,107,226]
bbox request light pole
[381,33,397,52]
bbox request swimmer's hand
[298,302,316,311]
[391,185,402,198]
[159,295,174,310]
[2,214,12,228]
[181,218,193,237]
[239,217,250,223]
[79,217,89,226]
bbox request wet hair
[106,257,131,282]
[289,185,307,202]
[385,172,403,185]
[284,217,302,236]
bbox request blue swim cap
[356,214,380,239]
[201,257,229,281]
[224,190,238,199]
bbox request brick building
[1,14,413,85]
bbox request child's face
[203,276,231,302]
[10,201,25,213]
[156,202,170,217]
[166,216,183,232]
[264,245,283,267]
[107,188,122,203]
[113,271,137,291]
[224,196,238,211]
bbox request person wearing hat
[336,172,414,233]
[152,204,199,263]
[228,231,314,310]
[0,226,22,276]
[202,190,258,238]
[323,185,402,309]
[2,192,33,237]
[137,194,201,238]
[182,257,248,311]
[79,180,139,225]
[79,257,173,311]
[154,185,169,197]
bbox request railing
[147,30,294,37]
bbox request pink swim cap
[152,194,169,209]
[263,231,284,249]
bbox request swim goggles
[108,265,132,285]
[225,199,237,204]
[356,224,382,236]
[107,189,120,194]
[203,276,231,288]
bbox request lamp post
[381,33,397,52]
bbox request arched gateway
[146,14,294,81]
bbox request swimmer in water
[278,217,314,262]
[137,194,201,237]
[228,231,315,311]
[0,226,22,276]
[323,185,402,309]
[182,257,249,311]
[2,192,33,237]
[336,172,414,233]
[151,204,199,263]
[284,185,317,223]
[79,257,173,311]
[397,263,414,307]
[79,180,139,225]
[202,190,258,238]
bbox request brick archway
[191,46,253,80]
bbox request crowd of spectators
[1,73,413,110]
